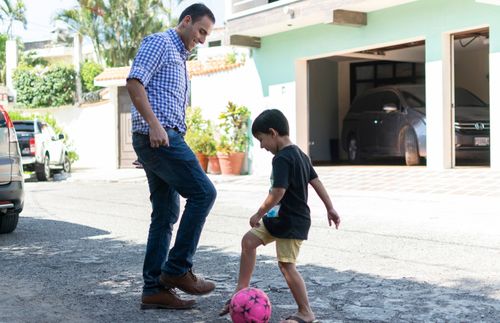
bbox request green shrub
[13,65,76,108]
[12,67,39,107]
[80,60,103,93]
[185,106,216,156]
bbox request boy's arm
[250,188,286,227]
[309,178,340,229]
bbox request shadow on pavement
[1,218,499,322]
[24,171,71,183]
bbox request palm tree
[0,0,27,39]
[55,0,171,67]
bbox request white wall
[190,57,265,174]
[49,102,118,170]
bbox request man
[126,3,217,310]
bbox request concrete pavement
[4,165,500,322]
[67,165,500,199]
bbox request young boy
[220,109,340,323]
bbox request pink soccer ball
[230,287,272,323]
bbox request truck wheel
[0,211,19,234]
[62,155,71,173]
[36,155,51,181]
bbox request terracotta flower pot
[195,152,208,173]
[207,155,221,174]
[217,152,245,175]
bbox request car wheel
[62,155,71,173]
[36,155,51,181]
[0,211,19,234]
[347,136,361,164]
[404,129,420,166]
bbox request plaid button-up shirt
[128,29,190,134]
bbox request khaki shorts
[250,221,303,263]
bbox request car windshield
[455,88,487,107]
[13,122,35,132]
[400,86,487,110]
[401,87,425,108]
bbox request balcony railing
[231,0,299,17]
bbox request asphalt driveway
[1,166,499,322]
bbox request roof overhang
[227,0,418,38]
[94,60,245,87]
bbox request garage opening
[307,40,426,166]
[452,28,490,167]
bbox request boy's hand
[328,208,340,229]
[249,213,262,228]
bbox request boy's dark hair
[252,109,289,137]
[179,3,216,24]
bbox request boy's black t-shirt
[263,145,318,240]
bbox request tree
[0,0,27,39]
[55,0,171,67]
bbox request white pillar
[295,60,308,155]
[490,52,500,169]
[110,86,119,169]
[73,34,83,104]
[6,40,17,99]
[425,34,453,170]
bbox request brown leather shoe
[160,269,215,295]
[140,288,196,310]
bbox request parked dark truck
[13,120,71,181]
[0,106,24,234]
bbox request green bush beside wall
[13,65,76,108]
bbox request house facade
[226,0,500,170]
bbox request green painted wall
[254,0,500,95]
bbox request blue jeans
[132,129,217,296]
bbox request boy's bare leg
[236,232,263,290]
[278,261,315,322]
[220,231,264,316]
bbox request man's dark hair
[252,109,289,137]
[179,3,215,24]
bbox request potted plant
[185,106,214,172]
[216,102,251,175]
[200,121,221,174]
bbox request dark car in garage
[341,84,490,165]
[0,105,24,234]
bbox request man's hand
[328,208,340,229]
[149,124,169,148]
[249,213,262,228]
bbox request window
[13,122,34,132]
[208,40,221,47]
[350,61,425,101]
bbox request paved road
[1,167,500,322]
